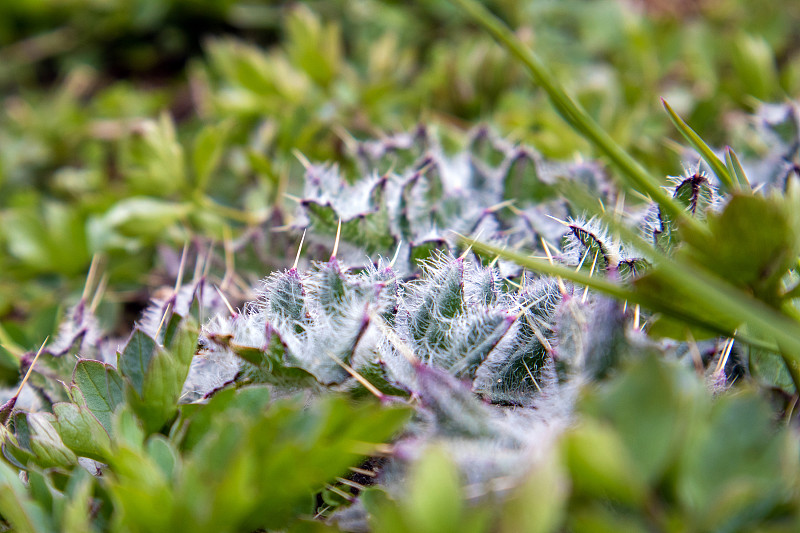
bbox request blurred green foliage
[366,356,800,533]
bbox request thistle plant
[201,238,646,409]
[295,125,610,271]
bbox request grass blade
[724,146,751,190]
[661,98,735,191]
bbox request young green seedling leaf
[724,146,751,190]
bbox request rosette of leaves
[639,171,720,255]
[201,232,648,414]
[294,127,611,270]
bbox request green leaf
[60,469,94,533]
[0,461,56,533]
[146,435,178,479]
[563,420,647,506]
[52,403,112,462]
[677,391,798,529]
[678,193,798,305]
[724,146,750,190]
[406,446,464,533]
[122,112,186,196]
[118,329,158,397]
[731,33,779,102]
[96,197,190,242]
[112,405,145,450]
[500,448,567,533]
[1,420,36,469]
[285,5,342,88]
[581,356,690,482]
[193,121,231,192]
[362,488,411,533]
[73,359,125,433]
[113,395,410,532]
[127,346,190,435]
[2,202,90,276]
[139,321,197,432]
[27,414,77,469]
[179,386,271,452]
[105,445,174,532]
[568,503,649,533]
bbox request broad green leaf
[96,197,190,242]
[0,461,56,533]
[126,350,184,434]
[362,488,411,533]
[25,470,55,514]
[179,386,271,452]
[679,193,797,306]
[52,403,112,462]
[27,414,77,469]
[285,5,342,88]
[407,446,463,533]
[122,112,185,195]
[118,329,158,397]
[746,322,796,391]
[2,202,90,276]
[500,448,567,533]
[677,391,798,529]
[115,395,409,532]
[105,445,175,532]
[146,435,178,479]
[563,420,647,506]
[580,356,690,482]
[1,419,36,469]
[112,405,145,450]
[73,359,125,433]
[568,503,649,533]
[132,321,198,433]
[193,121,231,192]
[731,33,779,102]
[60,469,94,533]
